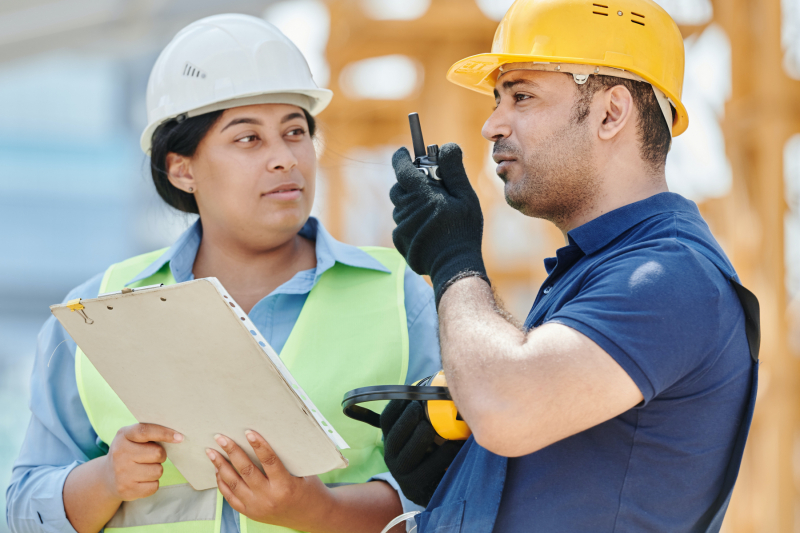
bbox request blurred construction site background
[0,0,798,531]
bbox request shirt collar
[567,192,700,255]
[126,218,202,286]
[300,217,391,283]
[126,216,389,287]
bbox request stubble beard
[497,116,599,230]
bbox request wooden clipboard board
[51,278,348,490]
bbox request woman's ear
[166,153,196,193]
[598,85,634,141]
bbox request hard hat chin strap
[499,62,674,138]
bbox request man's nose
[482,106,512,142]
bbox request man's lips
[493,154,517,164]
[494,156,517,173]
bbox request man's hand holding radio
[390,143,489,306]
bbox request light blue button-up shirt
[6,217,440,533]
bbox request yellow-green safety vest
[75,246,410,533]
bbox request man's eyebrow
[501,78,541,91]
[220,117,262,132]
[281,112,306,124]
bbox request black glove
[390,143,488,306]
[380,399,465,507]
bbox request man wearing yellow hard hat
[381,0,759,531]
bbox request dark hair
[571,75,674,170]
[150,108,317,214]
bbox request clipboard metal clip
[98,283,164,298]
[67,299,94,325]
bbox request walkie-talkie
[408,112,440,180]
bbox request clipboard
[51,278,349,490]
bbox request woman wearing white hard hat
[6,14,439,533]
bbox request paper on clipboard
[51,278,348,490]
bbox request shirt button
[543,286,552,294]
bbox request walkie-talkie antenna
[408,113,426,160]
[407,111,441,181]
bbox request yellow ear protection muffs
[342,370,472,441]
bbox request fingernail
[206,449,216,460]
[245,431,256,443]
[174,433,183,442]
[214,434,227,447]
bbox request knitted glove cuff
[432,253,490,308]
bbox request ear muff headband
[341,385,452,428]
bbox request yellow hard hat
[447,0,688,136]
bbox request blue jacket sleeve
[403,267,441,385]
[6,273,107,533]
[548,242,725,404]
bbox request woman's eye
[287,128,306,137]
[236,135,258,143]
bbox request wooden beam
[708,0,798,530]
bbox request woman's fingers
[205,447,253,501]
[213,434,266,490]
[136,480,160,500]
[215,471,246,513]
[245,430,292,484]
[123,423,183,444]
[135,462,164,482]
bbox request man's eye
[515,94,532,102]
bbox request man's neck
[192,224,317,313]
[558,169,668,244]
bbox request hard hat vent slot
[593,11,609,16]
[631,12,645,18]
[182,62,206,79]
[631,19,645,26]
[592,4,608,16]
[592,3,608,7]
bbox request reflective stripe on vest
[76,246,409,532]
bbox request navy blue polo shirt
[417,192,753,533]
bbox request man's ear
[598,85,634,141]
[166,153,196,193]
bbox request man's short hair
[571,75,673,170]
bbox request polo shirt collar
[567,192,699,255]
[125,216,389,287]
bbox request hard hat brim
[140,88,333,154]
[447,53,688,137]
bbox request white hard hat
[140,13,333,154]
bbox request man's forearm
[63,457,122,533]
[438,277,530,438]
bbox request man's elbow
[465,404,549,457]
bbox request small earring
[188,187,194,193]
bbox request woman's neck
[192,224,317,314]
